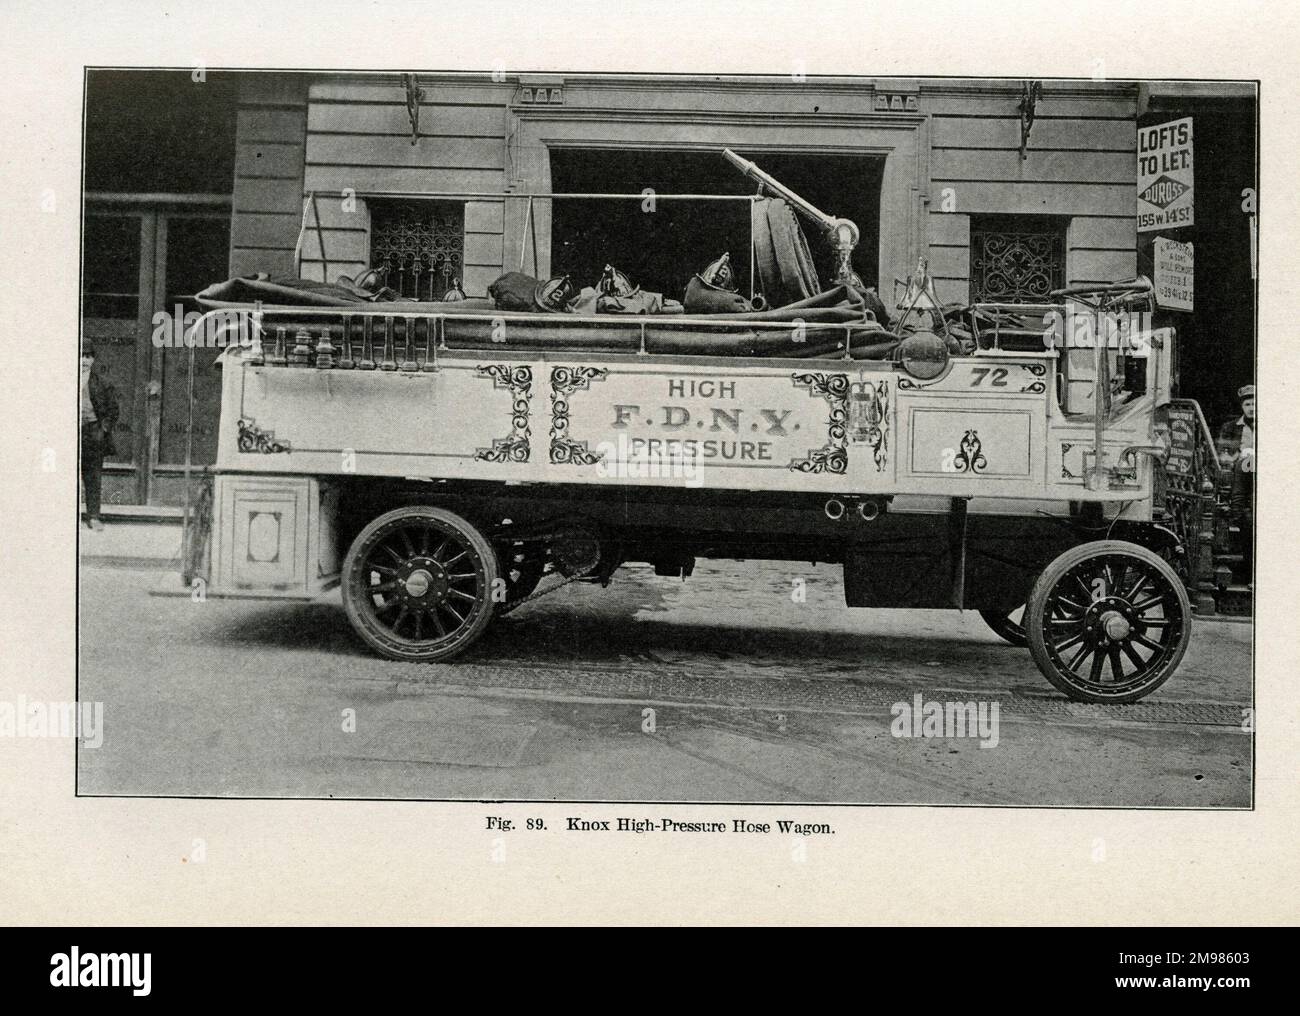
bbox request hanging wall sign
[1153,237,1193,311]
[1137,117,1194,232]
[1162,402,1197,477]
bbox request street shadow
[481,606,1024,675]
[194,584,1031,681]
[202,602,368,657]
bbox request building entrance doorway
[82,202,231,507]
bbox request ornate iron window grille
[970,217,1066,304]
[369,200,465,301]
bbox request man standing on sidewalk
[80,342,119,531]
[1217,384,1255,586]
[1216,384,1255,462]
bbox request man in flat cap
[1217,384,1255,464]
[1218,383,1255,584]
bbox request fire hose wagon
[184,150,1198,704]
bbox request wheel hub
[1084,595,1137,644]
[404,569,432,596]
[397,558,448,603]
[1100,610,1131,641]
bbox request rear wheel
[980,605,1027,647]
[1026,540,1190,704]
[342,505,497,662]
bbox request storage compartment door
[216,476,311,593]
[908,408,1033,479]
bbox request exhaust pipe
[824,498,845,521]
[858,500,880,522]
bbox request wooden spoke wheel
[1026,540,1191,704]
[342,506,497,662]
[979,605,1028,647]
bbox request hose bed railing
[184,305,893,369]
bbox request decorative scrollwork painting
[869,380,889,472]
[474,364,533,463]
[550,366,609,465]
[1019,361,1048,394]
[1060,441,1081,480]
[789,371,849,474]
[953,429,987,474]
[236,418,290,454]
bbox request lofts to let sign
[1136,116,1194,232]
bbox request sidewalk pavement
[78,509,183,569]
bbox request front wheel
[342,505,498,662]
[1025,540,1191,704]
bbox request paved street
[76,558,1253,807]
